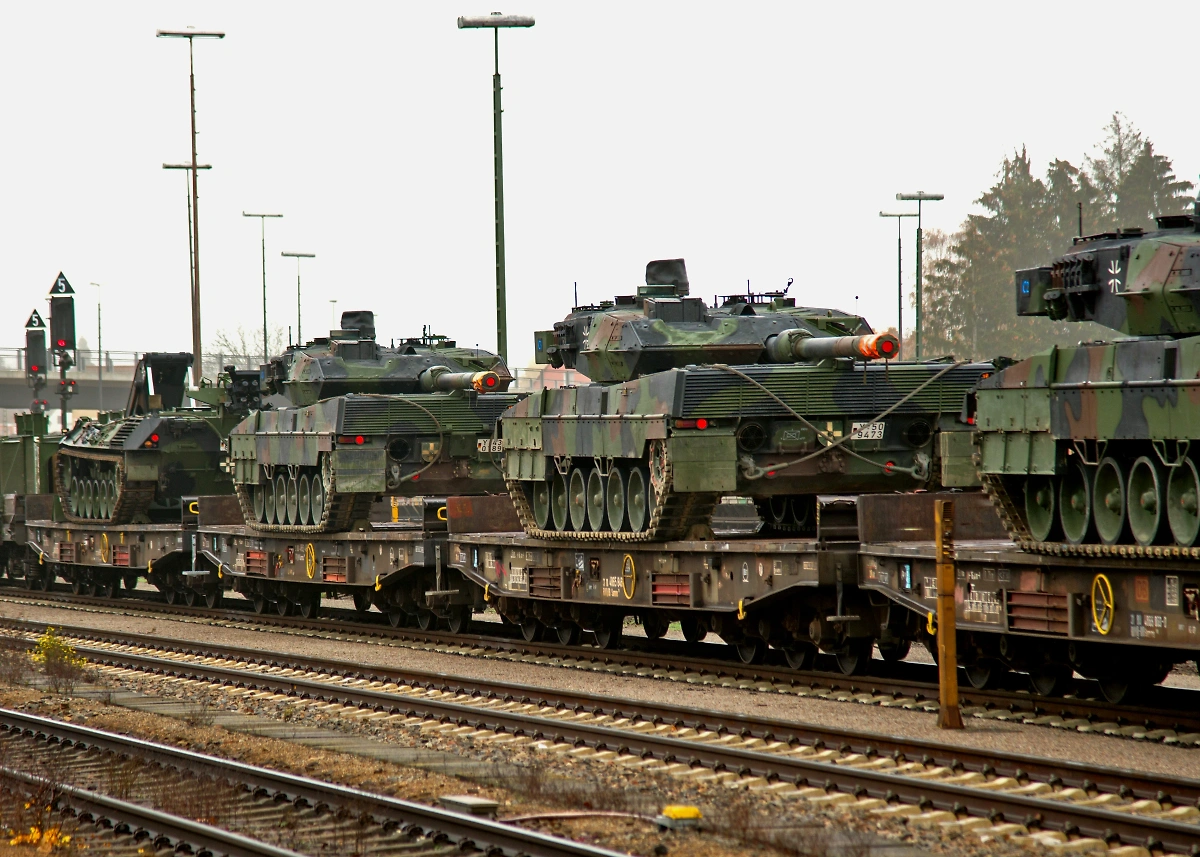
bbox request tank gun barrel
[418,366,504,392]
[765,331,898,362]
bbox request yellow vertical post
[935,498,964,729]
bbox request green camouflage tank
[505,259,991,541]
[56,354,261,524]
[977,211,1200,549]
[228,311,520,534]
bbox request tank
[228,311,520,534]
[505,259,993,541]
[55,354,263,524]
[976,210,1200,549]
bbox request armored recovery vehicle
[56,353,263,524]
[504,259,993,541]
[977,210,1200,550]
[228,311,520,534]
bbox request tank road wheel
[606,469,627,532]
[585,468,606,532]
[551,472,571,532]
[567,468,588,531]
[309,473,326,525]
[252,483,266,523]
[284,475,299,526]
[626,467,650,533]
[81,480,93,519]
[263,478,278,526]
[1093,456,1128,545]
[835,638,874,676]
[1059,458,1094,545]
[1128,456,1165,546]
[532,480,552,530]
[1024,475,1058,543]
[109,478,120,511]
[733,639,767,665]
[1168,458,1200,547]
[68,476,79,516]
[783,643,817,671]
[296,474,312,526]
[762,497,788,529]
[101,480,112,519]
[275,474,290,525]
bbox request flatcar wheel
[71,577,85,596]
[1167,458,1200,547]
[680,616,707,643]
[1096,675,1139,705]
[585,468,606,532]
[783,643,817,670]
[835,638,873,676]
[204,588,222,609]
[94,578,115,599]
[964,660,1007,690]
[1058,458,1093,545]
[626,467,649,532]
[352,591,373,614]
[551,472,570,532]
[386,608,406,628]
[592,618,623,650]
[567,468,588,531]
[252,483,266,522]
[38,569,53,591]
[606,469,627,532]
[163,588,178,605]
[1029,666,1071,697]
[416,609,437,631]
[553,624,580,646]
[446,605,471,634]
[879,639,911,662]
[183,589,197,607]
[276,474,290,525]
[274,597,292,617]
[519,618,544,642]
[1128,456,1165,546]
[296,474,312,526]
[298,593,320,619]
[251,594,267,614]
[1024,475,1057,542]
[531,480,552,530]
[309,475,326,526]
[642,614,669,641]
[263,478,278,526]
[1093,457,1127,545]
[733,639,767,665]
[124,574,138,592]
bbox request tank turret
[56,355,262,524]
[229,313,522,534]
[505,259,992,541]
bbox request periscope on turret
[977,212,1200,549]
[227,311,520,534]
[503,259,992,542]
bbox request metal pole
[492,28,507,360]
[915,199,923,360]
[296,260,302,345]
[188,37,204,376]
[935,499,964,729]
[97,301,102,412]
[260,218,268,362]
[896,221,903,361]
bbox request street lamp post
[879,212,918,360]
[243,213,284,362]
[164,162,211,373]
[896,192,944,359]
[88,282,103,411]
[281,251,316,345]
[157,28,224,375]
[457,11,535,362]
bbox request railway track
[5,621,1200,853]
[5,584,1200,743]
[0,707,628,857]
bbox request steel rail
[12,616,1200,806]
[0,708,629,857]
[44,639,1200,852]
[0,767,307,857]
[5,586,1200,736]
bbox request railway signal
[24,310,47,414]
[48,272,77,430]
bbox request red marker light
[884,460,895,474]
[967,416,976,425]
[696,418,708,430]
[30,365,38,372]
[56,339,66,347]
[766,470,777,478]
[150,433,160,443]
[411,473,419,481]
[355,435,364,445]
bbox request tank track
[979,472,1200,560]
[505,444,719,543]
[234,481,375,535]
[56,449,158,525]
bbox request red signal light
[56,339,66,348]
[30,365,38,372]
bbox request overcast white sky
[2,2,1197,369]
